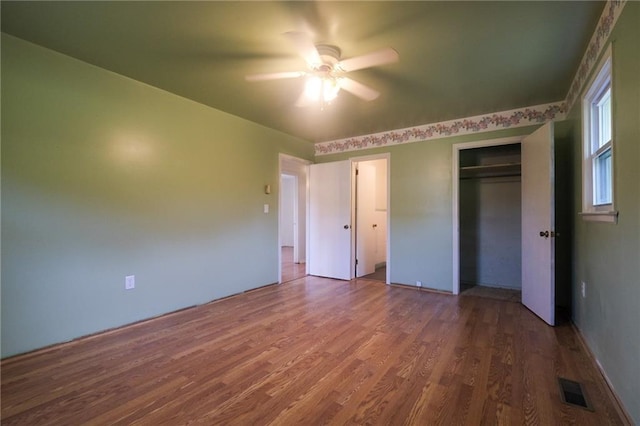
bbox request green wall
[567,3,639,422]
[1,34,314,358]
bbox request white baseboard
[571,322,634,425]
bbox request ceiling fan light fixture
[322,76,340,102]
[246,33,394,107]
[304,76,322,102]
[304,75,340,104]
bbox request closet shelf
[459,162,521,179]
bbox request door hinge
[356,259,359,265]
[355,168,359,176]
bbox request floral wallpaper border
[565,0,626,111]
[315,0,626,157]
[315,102,566,156]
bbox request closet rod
[459,173,521,180]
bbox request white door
[308,161,352,280]
[521,122,555,326]
[356,163,377,277]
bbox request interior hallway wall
[280,157,308,263]
[372,159,388,266]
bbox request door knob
[344,225,350,229]
[372,224,378,228]
[539,230,549,238]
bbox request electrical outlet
[581,281,586,298]
[125,275,135,290]
[416,281,422,287]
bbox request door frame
[451,136,522,295]
[349,153,391,284]
[278,153,312,283]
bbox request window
[581,45,617,222]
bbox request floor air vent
[558,377,593,410]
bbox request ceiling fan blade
[284,31,322,68]
[245,71,304,82]
[337,47,399,72]
[339,77,380,101]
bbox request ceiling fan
[245,32,399,107]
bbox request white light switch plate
[125,275,135,290]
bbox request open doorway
[353,155,389,283]
[279,154,311,283]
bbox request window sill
[579,211,618,223]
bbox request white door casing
[308,160,352,280]
[521,122,555,326]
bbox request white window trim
[580,45,618,223]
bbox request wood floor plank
[1,276,630,425]
[281,246,306,283]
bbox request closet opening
[458,142,522,299]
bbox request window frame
[580,45,618,223]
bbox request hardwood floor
[361,265,387,283]
[1,276,628,425]
[281,246,306,283]
[460,285,521,303]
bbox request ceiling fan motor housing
[315,44,341,68]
